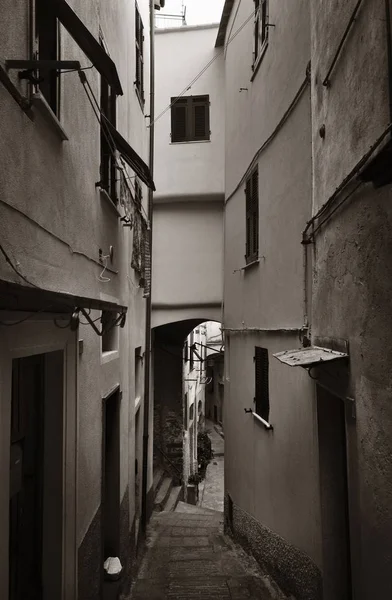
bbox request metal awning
[49,0,123,95]
[103,118,155,190]
[273,346,348,368]
[0,280,126,315]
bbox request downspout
[141,0,155,534]
[385,0,392,123]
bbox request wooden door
[9,355,45,600]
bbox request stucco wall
[154,25,225,198]
[310,1,392,595]
[222,0,321,593]
[152,201,223,321]
[0,0,152,593]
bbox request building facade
[152,22,224,497]
[218,2,321,598]
[0,1,155,598]
[308,1,392,597]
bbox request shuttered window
[245,167,259,263]
[254,0,268,67]
[254,347,269,421]
[135,6,144,103]
[100,49,117,203]
[36,0,60,114]
[171,95,210,142]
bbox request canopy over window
[273,346,348,368]
[103,117,155,190]
[49,0,123,95]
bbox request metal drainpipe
[385,0,392,123]
[141,0,155,535]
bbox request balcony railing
[155,11,186,29]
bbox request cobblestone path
[128,503,289,600]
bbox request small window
[189,403,194,422]
[100,60,117,203]
[253,0,268,69]
[184,340,189,363]
[101,311,119,353]
[36,0,60,114]
[135,6,144,104]
[171,95,210,143]
[245,167,259,263]
[189,332,195,370]
[254,347,269,421]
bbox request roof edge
[215,0,235,47]
[155,23,219,34]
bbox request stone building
[306,1,392,597]
[0,1,156,598]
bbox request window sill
[170,140,211,145]
[252,411,273,430]
[251,41,268,82]
[233,258,259,273]
[101,350,119,364]
[32,92,68,141]
[98,187,121,217]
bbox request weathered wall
[0,0,152,595]
[222,1,320,597]
[311,2,392,596]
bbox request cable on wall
[149,9,255,128]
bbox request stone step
[153,467,166,495]
[175,501,223,516]
[163,485,182,512]
[154,476,173,511]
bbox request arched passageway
[152,319,224,510]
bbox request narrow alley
[128,424,289,600]
[1,0,392,599]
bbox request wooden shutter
[192,96,210,140]
[245,167,259,262]
[254,347,269,420]
[171,100,187,142]
[135,7,144,99]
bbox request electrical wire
[0,243,40,289]
[79,72,151,224]
[149,10,255,128]
[0,304,58,326]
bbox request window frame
[170,95,210,143]
[135,5,145,107]
[100,53,117,204]
[252,0,269,77]
[254,346,269,422]
[245,166,259,264]
[35,0,61,115]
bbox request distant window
[171,95,210,143]
[189,332,195,370]
[135,5,144,104]
[245,167,259,263]
[100,48,117,203]
[36,0,60,114]
[254,347,269,421]
[253,0,268,69]
[184,340,189,363]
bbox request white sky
[163,0,225,25]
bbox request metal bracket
[76,307,126,336]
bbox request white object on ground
[104,556,122,576]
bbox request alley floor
[127,423,291,600]
[127,502,291,599]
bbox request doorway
[317,386,353,599]
[9,351,64,600]
[102,388,121,561]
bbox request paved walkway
[127,504,289,600]
[198,420,225,511]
